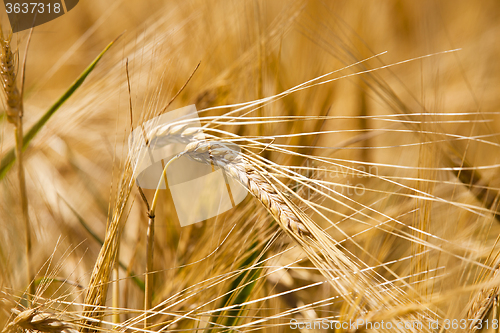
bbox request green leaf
[0,37,118,180]
[208,240,265,332]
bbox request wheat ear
[138,120,309,237]
[80,160,135,332]
[140,125,401,313]
[3,308,78,333]
[0,33,20,123]
[179,140,385,309]
[466,265,500,332]
[0,28,34,301]
[182,140,310,236]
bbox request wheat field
[2,1,500,332]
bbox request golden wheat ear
[4,307,79,333]
[179,141,392,308]
[464,264,500,333]
[0,31,20,125]
[0,27,35,303]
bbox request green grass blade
[0,37,118,180]
[208,240,265,332]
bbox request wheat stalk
[0,27,34,302]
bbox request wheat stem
[112,243,120,325]
[144,214,154,329]
[0,28,34,303]
[141,155,180,328]
[15,120,34,301]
